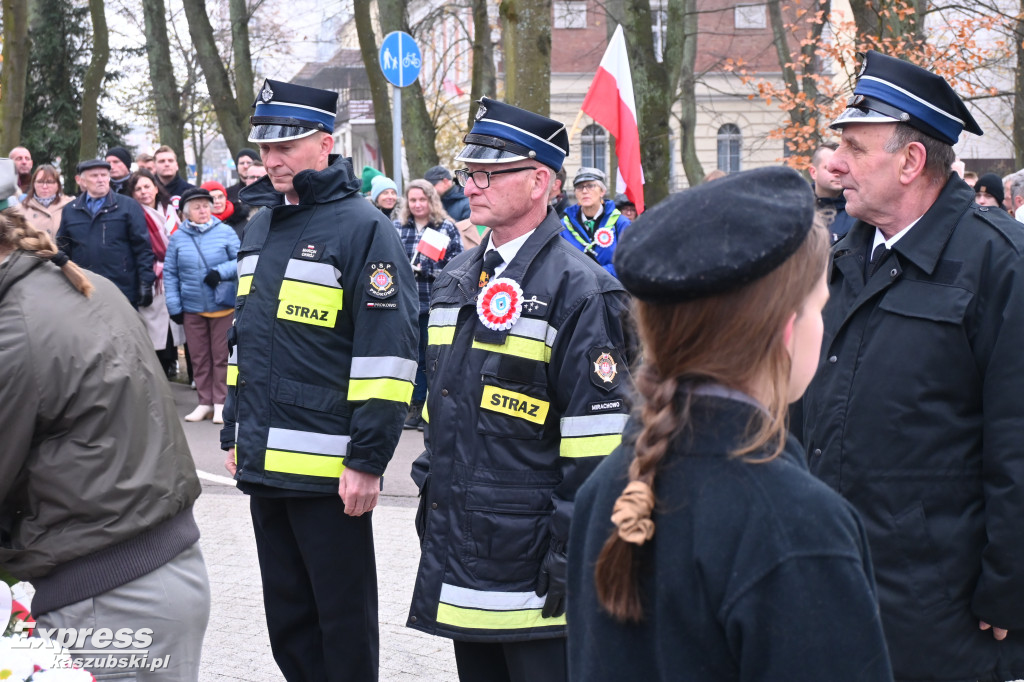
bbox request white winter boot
[213,404,224,424]
[185,404,214,422]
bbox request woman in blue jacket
[559,167,630,278]
[165,187,239,424]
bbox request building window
[554,1,587,29]
[580,124,607,172]
[734,3,766,29]
[717,124,742,173]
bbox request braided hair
[0,208,94,296]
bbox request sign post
[379,31,422,197]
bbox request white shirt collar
[872,215,923,251]
[486,229,536,279]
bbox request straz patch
[366,301,398,310]
[277,301,337,327]
[589,347,623,392]
[295,241,324,261]
[589,399,623,413]
[521,294,551,318]
[480,385,549,424]
[366,262,397,299]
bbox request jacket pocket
[878,280,971,324]
[462,476,558,583]
[887,501,954,613]
[273,376,350,417]
[476,354,550,440]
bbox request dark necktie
[868,243,888,277]
[479,249,504,288]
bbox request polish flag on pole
[416,227,451,262]
[579,24,645,214]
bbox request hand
[224,448,236,476]
[170,312,185,325]
[980,620,1009,640]
[138,284,153,308]
[535,542,568,618]
[204,270,222,287]
[338,468,380,517]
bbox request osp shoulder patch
[294,241,325,261]
[366,261,398,299]
[589,347,623,392]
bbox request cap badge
[594,227,615,248]
[593,352,618,384]
[260,83,274,103]
[475,103,487,120]
[477,277,523,331]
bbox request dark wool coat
[568,391,893,682]
[802,175,1024,682]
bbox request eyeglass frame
[453,166,538,189]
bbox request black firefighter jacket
[407,209,633,642]
[220,155,418,494]
[802,175,1024,682]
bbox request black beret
[179,187,213,211]
[614,166,815,302]
[76,158,111,174]
[975,173,1004,205]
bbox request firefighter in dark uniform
[801,52,1024,681]
[220,79,417,681]
[407,98,633,682]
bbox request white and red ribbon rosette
[477,278,524,331]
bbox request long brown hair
[0,209,94,296]
[24,165,63,203]
[396,178,451,226]
[594,221,829,623]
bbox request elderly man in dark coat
[801,51,1024,681]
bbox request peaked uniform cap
[455,98,569,171]
[830,51,982,145]
[614,166,815,302]
[249,79,339,143]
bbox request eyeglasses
[574,182,601,193]
[454,167,535,189]
[35,179,58,185]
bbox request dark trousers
[453,638,567,682]
[413,311,429,403]
[250,495,379,682]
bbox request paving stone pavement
[194,488,458,681]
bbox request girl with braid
[567,167,893,681]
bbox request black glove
[535,541,568,618]
[170,312,185,325]
[138,285,153,308]
[204,270,222,287]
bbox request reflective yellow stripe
[472,336,551,363]
[265,449,346,478]
[227,365,238,386]
[560,434,622,458]
[422,402,429,423]
[428,326,456,345]
[277,300,338,327]
[436,603,566,630]
[237,274,253,296]
[278,280,345,309]
[480,386,549,424]
[348,377,414,403]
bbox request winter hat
[975,173,1004,206]
[370,175,398,203]
[201,180,228,197]
[105,146,132,170]
[361,166,384,194]
[236,148,260,163]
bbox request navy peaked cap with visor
[830,51,982,145]
[248,79,338,143]
[455,98,569,171]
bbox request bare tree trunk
[180,0,247,156]
[355,1,395,176]
[468,0,496,128]
[0,0,30,152]
[79,0,109,161]
[677,0,703,185]
[499,0,551,115]
[378,0,438,178]
[142,0,187,171]
[229,0,254,113]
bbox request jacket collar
[72,191,116,213]
[480,208,564,283]
[239,154,361,207]
[0,250,44,303]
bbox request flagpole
[567,109,586,144]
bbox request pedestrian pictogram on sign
[379,31,422,88]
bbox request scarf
[35,195,58,208]
[213,200,235,222]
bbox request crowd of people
[3,49,1024,682]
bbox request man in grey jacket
[0,206,209,681]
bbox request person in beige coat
[21,165,72,239]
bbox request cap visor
[454,144,528,165]
[248,125,320,143]
[830,107,900,130]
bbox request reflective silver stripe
[284,259,342,288]
[508,317,552,343]
[266,427,351,456]
[546,325,558,347]
[228,346,237,364]
[560,413,630,437]
[429,306,460,326]
[350,356,418,382]
[440,583,547,611]
[238,254,260,276]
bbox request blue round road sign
[379,31,422,88]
